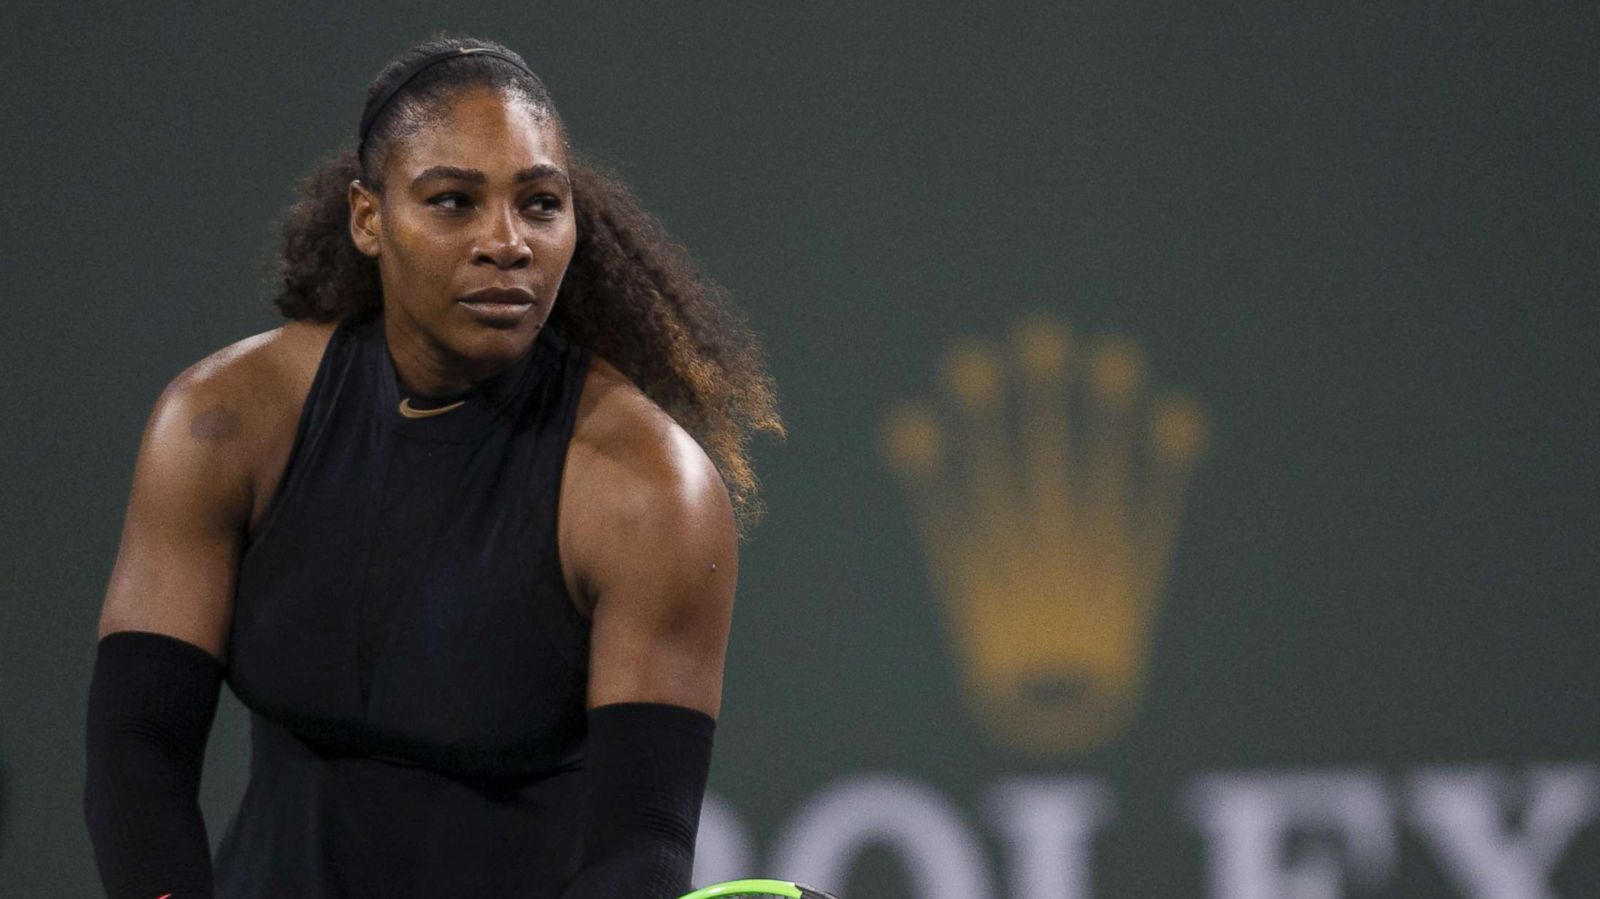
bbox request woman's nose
[472,205,532,270]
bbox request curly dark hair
[273,35,783,534]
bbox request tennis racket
[678,879,841,898]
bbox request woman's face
[350,86,576,383]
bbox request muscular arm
[85,354,261,899]
[582,426,737,718]
[98,371,252,652]
[559,365,738,898]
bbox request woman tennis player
[84,35,782,898]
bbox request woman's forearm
[558,702,716,899]
[84,631,222,899]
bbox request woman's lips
[458,287,536,327]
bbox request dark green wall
[3,2,1596,896]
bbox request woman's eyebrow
[410,164,570,189]
[515,164,570,186]
[411,165,484,188]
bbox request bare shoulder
[100,321,338,648]
[160,320,334,422]
[567,355,731,523]
[559,356,736,611]
[146,320,338,525]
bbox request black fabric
[355,433,464,704]
[84,630,223,899]
[216,314,595,897]
[559,702,717,899]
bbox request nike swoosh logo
[398,398,467,419]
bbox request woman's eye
[428,193,471,210]
[524,194,562,214]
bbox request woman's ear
[348,179,381,258]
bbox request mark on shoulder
[189,404,241,442]
[156,318,340,457]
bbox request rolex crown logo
[880,316,1209,754]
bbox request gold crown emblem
[880,316,1208,754]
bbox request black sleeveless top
[215,314,593,898]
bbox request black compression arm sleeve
[84,631,222,899]
[559,702,717,899]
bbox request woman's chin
[453,320,543,370]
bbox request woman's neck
[382,312,510,397]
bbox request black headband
[357,47,536,165]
